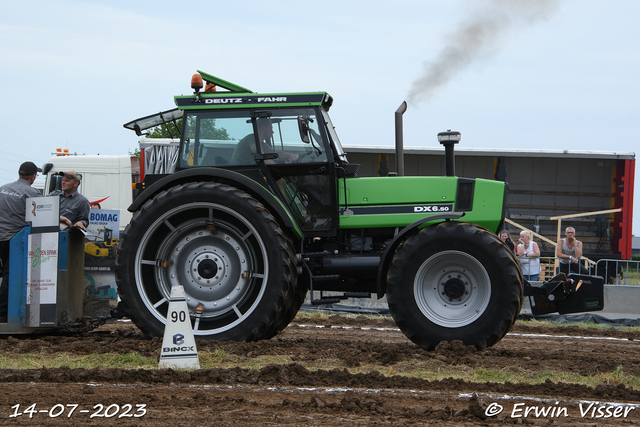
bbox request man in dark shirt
[50,171,90,232]
[0,161,42,321]
[231,118,299,165]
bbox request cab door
[257,107,337,235]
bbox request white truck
[41,139,178,230]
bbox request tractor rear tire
[116,182,297,341]
[387,221,523,350]
[269,235,307,337]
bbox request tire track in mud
[1,363,639,426]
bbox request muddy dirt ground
[0,315,639,426]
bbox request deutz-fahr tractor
[116,71,603,350]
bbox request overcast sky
[1,0,638,234]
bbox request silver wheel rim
[134,202,269,336]
[414,250,490,328]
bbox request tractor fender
[376,212,465,298]
[128,168,297,232]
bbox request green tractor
[116,71,600,350]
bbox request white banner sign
[25,196,59,228]
[26,232,59,326]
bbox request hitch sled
[523,273,604,316]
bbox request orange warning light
[205,82,216,93]
[191,74,203,93]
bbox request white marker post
[159,285,200,369]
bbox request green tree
[147,120,182,139]
[148,118,231,140]
[129,148,141,160]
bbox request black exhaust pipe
[395,101,407,177]
[437,130,461,177]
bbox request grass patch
[294,310,388,321]
[197,348,228,366]
[293,310,335,320]
[622,269,640,286]
[293,312,640,333]
[0,352,157,370]
[515,318,640,332]
[393,366,640,389]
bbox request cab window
[256,108,327,164]
[180,111,253,167]
[179,108,328,168]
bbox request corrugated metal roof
[343,145,636,160]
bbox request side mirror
[297,116,310,144]
[48,173,63,193]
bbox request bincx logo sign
[173,333,185,345]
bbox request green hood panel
[340,176,458,206]
[339,176,505,232]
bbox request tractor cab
[124,71,358,236]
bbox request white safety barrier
[594,259,640,286]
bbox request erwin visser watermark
[485,401,636,419]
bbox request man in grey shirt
[0,161,42,320]
[50,170,90,232]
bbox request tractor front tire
[387,221,523,350]
[116,182,297,341]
